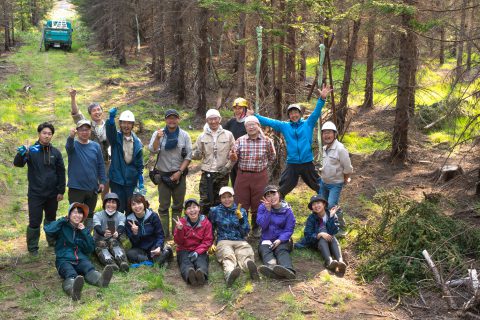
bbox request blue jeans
[318,180,344,209]
[58,260,95,279]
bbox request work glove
[207,245,216,255]
[236,203,243,220]
[28,145,40,153]
[17,145,27,156]
[138,174,144,190]
[188,251,198,262]
[108,107,117,122]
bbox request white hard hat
[244,116,260,125]
[321,121,337,132]
[119,110,135,122]
[206,109,221,119]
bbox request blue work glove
[28,145,40,153]
[17,145,27,156]
[138,174,144,189]
[188,251,198,262]
[108,107,117,123]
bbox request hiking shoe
[337,261,347,275]
[119,262,130,273]
[225,267,241,287]
[258,265,281,279]
[108,263,119,272]
[195,269,206,286]
[246,259,259,281]
[326,259,339,272]
[187,268,198,286]
[71,276,84,301]
[272,265,296,279]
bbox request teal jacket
[44,217,95,268]
[254,98,325,164]
[106,120,144,187]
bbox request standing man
[66,120,107,229]
[106,108,144,213]
[148,109,192,238]
[69,88,110,198]
[14,122,65,254]
[192,109,235,215]
[248,85,332,198]
[231,116,276,237]
[319,121,353,235]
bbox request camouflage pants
[199,171,230,216]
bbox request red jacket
[173,215,213,254]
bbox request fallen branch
[358,311,389,318]
[422,249,458,309]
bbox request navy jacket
[125,209,165,251]
[13,141,65,198]
[295,211,339,248]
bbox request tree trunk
[466,1,475,72]
[439,26,445,65]
[362,17,375,109]
[260,32,269,100]
[30,0,39,26]
[336,18,361,135]
[196,6,209,117]
[455,0,468,82]
[274,0,285,119]
[151,0,166,82]
[171,0,186,104]
[298,32,306,83]
[391,1,417,162]
[284,5,296,105]
[236,0,247,97]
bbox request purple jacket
[257,201,296,243]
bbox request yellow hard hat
[232,97,248,108]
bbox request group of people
[14,84,353,300]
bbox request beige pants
[216,240,255,274]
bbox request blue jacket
[254,98,325,164]
[44,217,95,269]
[106,120,144,187]
[209,203,249,243]
[125,209,165,251]
[257,201,296,243]
[295,211,339,249]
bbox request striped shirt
[235,134,276,172]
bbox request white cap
[119,110,135,122]
[206,109,221,119]
[244,116,260,125]
[76,119,91,129]
[219,186,234,196]
[321,121,337,132]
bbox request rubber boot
[85,265,113,288]
[336,209,347,237]
[159,211,170,240]
[250,212,261,238]
[155,245,173,268]
[84,218,94,233]
[111,240,129,272]
[330,237,346,274]
[318,238,338,271]
[26,226,41,254]
[62,276,84,301]
[44,220,56,247]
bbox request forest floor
[0,1,479,320]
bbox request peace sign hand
[260,197,272,212]
[128,220,139,235]
[173,217,183,230]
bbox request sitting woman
[256,185,296,279]
[125,194,172,267]
[173,198,213,286]
[44,203,113,301]
[295,195,346,274]
[93,192,129,272]
[209,186,259,287]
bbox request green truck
[43,20,73,51]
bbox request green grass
[342,131,391,154]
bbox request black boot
[44,220,56,247]
[156,245,173,268]
[85,265,113,288]
[26,226,40,254]
[330,237,346,275]
[62,276,84,301]
[250,213,261,238]
[318,238,337,271]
